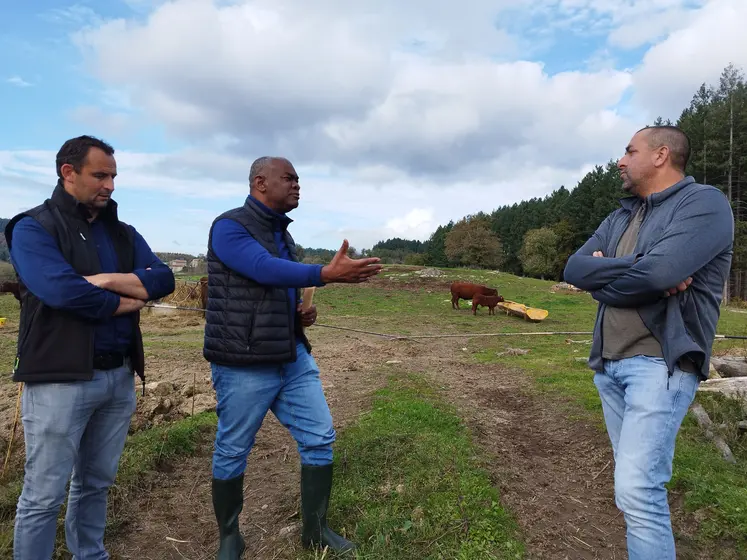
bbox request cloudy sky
[1,0,745,255]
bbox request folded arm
[86,227,176,301]
[10,217,121,320]
[563,214,637,291]
[211,218,326,287]
[591,189,733,308]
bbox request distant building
[190,258,202,268]
[169,259,188,273]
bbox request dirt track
[104,324,633,560]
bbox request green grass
[2,264,746,556]
[0,294,20,382]
[0,262,14,282]
[315,265,747,555]
[325,373,524,559]
[0,411,217,556]
[671,393,747,557]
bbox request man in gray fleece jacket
[564,125,733,560]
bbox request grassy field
[329,374,524,559]
[0,264,745,557]
[311,266,747,556]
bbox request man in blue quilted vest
[203,156,382,558]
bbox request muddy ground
[0,278,721,559]
[98,320,639,560]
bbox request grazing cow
[472,293,505,315]
[0,281,21,306]
[450,281,498,309]
[198,276,208,310]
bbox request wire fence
[157,278,206,309]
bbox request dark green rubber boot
[300,464,357,555]
[212,474,246,559]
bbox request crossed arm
[83,231,176,312]
[10,217,175,319]
[563,190,733,308]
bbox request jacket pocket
[16,304,39,362]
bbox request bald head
[249,156,292,186]
[637,125,691,172]
[618,125,692,197]
[248,156,300,213]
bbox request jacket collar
[619,175,695,212]
[50,179,119,223]
[244,194,293,230]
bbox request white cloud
[632,0,747,120]
[6,76,32,87]
[385,209,436,239]
[4,0,736,254]
[41,4,104,28]
[72,0,638,182]
[0,147,595,253]
[68,106,135,137]
[503,0,707,50]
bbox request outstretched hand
[592,251,692,297]
[321,240,383,283]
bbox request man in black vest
[5,135,175,559]
[204,156,382,558]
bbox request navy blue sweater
[10,216,175,355]
[210,196,326,332]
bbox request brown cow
[472,293,505,315]
[0,281,21,305]
[450,281,498,309]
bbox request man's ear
[653,145,670,169]
[60,163,77,182]
[253,175,267,193]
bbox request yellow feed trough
[495,300,549,322]
[0,318,5,327]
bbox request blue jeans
[211,343,336,480]
[14,364,137,560]
[594,355,700,560]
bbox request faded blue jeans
[211,342,336,480]
[594,355,700,560]
[14,364,137,560]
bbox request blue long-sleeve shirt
[10,216,175,355]
[210,196,326,331]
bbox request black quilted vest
[203,197,310,366]
[4,182,145,383]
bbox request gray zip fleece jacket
[564,176,733,380]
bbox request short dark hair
[56,135,115,179]
[638,125,691,172]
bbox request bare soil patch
[2,308,710,559]
[389,341,628,560]
[104,324,641,560]
[107,330,392,560]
